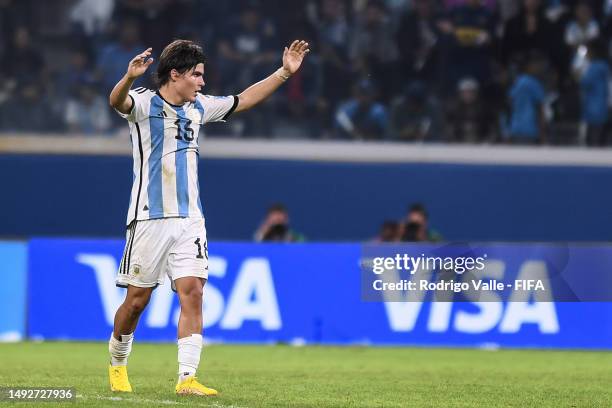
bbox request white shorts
[116,217,208,291]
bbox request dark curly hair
[154,39,206,87]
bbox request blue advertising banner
[0,241,28,341]
[28,239,612,349]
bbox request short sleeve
[197,95,239,123]
[114,87,151,122]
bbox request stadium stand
[1,0,612,143]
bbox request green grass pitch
[0,342,611,407]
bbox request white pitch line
[77,394,185,405]
[77,393,247,408]
[209,402,247,408]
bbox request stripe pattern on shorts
[118,221,138,275]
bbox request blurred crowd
[1,0,612,145]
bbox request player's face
[177,63,205,103]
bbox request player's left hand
[282,40,310,75]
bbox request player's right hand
[126,48,154,80]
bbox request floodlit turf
[0,343,611,408]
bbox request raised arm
[234,40,310,113]
[109,47,154,114]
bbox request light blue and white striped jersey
[116,87,238,226]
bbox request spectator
[395,0,440,81]
[0,26,60,132]
[69,0,115,37]
[217,3,278,91]
[565,1,600,49]
[216,2,278,136]
[566,1,601,75]
[502,0,560,64]
[507,53,547,144]
[278,24,324,138]
[56,47,93,103]
[64,77,112,135]
[579,40,610,146]
[96,18,146,96]
[254,204,305,242]
[438,0,496,88]
[113,0,181,52]
[401,203,443,242]
[334,79,388,139]
[445,77,496,142]
[389,81,441,141]
[314,0,353,116]
[349,0,400,101]
[3,26,44,90]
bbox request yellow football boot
[175,376,218,396]
[108,365,133,392]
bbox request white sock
[178,334,203,381]
[109,332,134,366]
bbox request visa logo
[76,254,282,330]
[383,260,560,334]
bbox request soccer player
[107,38,309,396]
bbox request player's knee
[181,285,203,309]
[125,295,150,316]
